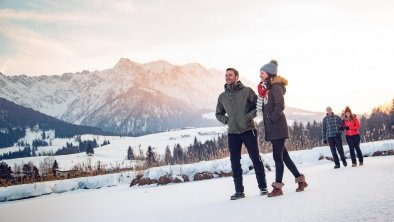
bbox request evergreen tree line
[0,146,34,161]
[0,159,60,186]
[54,139,101,156]
[0,126,26,148]
[0,139,110,160]
[126,133,230,167]
[32,139,49,150]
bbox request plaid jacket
[322,114,345,140]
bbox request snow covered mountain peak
[0,58,322,135]
[113,58,139,70]
[0,58,230,135]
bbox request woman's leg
[272,139,285,183]
[353,134,363,163]
[346,136,357,164]
[283,147,301,178]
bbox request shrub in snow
[193,172,214,181]
[158,175,174,185]
[218,171,233,177]
[138,178,158,186]
[157,174,191,185]
[180,174,189,182]
[130,174,143,187]
[372,150,394,156]
[173,175,189,183]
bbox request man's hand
[247,109,257,119]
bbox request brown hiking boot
[268,182,284,197]
[359,162,363,166]
[352,163,357,167]
[295,174,308,192]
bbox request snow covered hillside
[0,155,393,222]
[2,126,228,170]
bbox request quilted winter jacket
[262,76,289,141]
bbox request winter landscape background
[1,0,394,222]
[0,53,393,222]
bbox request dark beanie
[260,60,278,76]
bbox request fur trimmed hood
[270,75,288,95]
[271,76,288,86]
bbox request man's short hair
[226,68,239,77]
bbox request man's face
[225,70,238,85]
[326,107,333,115]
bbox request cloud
[0,25,74,56]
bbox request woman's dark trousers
[271,138,301,183]
[346,134,363,164]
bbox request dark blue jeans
[271,138,301,183]
[346,134,363,164]
[328,134,347,166]
[228,129,267,193]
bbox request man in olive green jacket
[216,68,267,200]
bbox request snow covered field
[1,139,393,202]
[1,126,228,170]
[0,155,393,222]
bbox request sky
[0,0,393,114]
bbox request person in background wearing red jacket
[343,106,364,167]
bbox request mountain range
[0,58,324,135]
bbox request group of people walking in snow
[215,60,363,200]
[322,106,364,169]
[216,60,307,199]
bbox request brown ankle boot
[268,182,284,197]
[295,174,308,192]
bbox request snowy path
[1,156,393,222]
